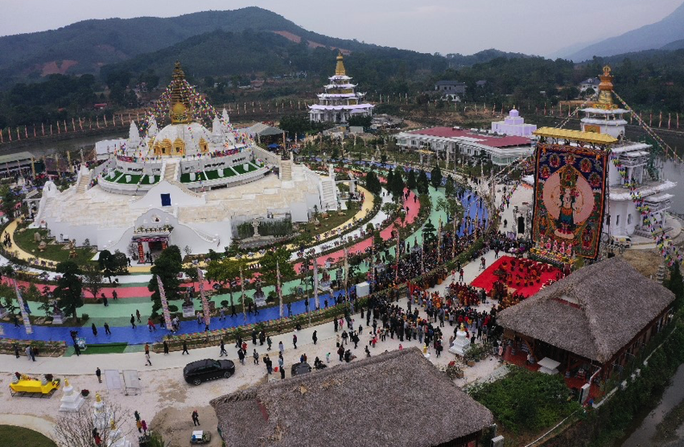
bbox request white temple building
[580,66,675,238]
[309,54,374,124]
[33,63,339,259]
[491,108,537,137]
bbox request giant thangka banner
[532,143,608,260]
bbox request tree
[431,164,443,188]
[423,220,437,245]
[206,258,252,307]
[406,169,417,191]
[348,115,372,128]
[260,247,295,285]
[665,262,684,310]
[0,185,18,219]
[80,262,104,301]
[148,246,183,316]
[364,170,382,195]
[54,261,83,319]
[417,170,429,195]
[445,175,456,197]
[53,401,130,447]
[390,167,405,199]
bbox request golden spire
[335,53,346,77]
[170,61,190,124]
[595,65,617,109]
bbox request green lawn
[0,425,56,447]
[298,201,361,236]
[13,227,96,264]
[232,162,258,174]
[112,171,159,185]
[66,343,128,356]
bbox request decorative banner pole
[312,254,320,310]
[156,275,172,331]
[197,268,211,328]
[369,242,375,291]
[277,261,284,318]
[13,280,32,335]
[437,220,443,264]
[452,214,458,260]
[344,247,349,302]
[239,265,247,323]
[395,230,400,282]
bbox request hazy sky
[1,0,682,56]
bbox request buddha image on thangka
[532,145,608,259]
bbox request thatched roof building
[498,257,675,366]
[210,348,493,447]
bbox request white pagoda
[579,66,676,238]
[309,54,374,124]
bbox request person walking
[136,309,141,323]
[219,339,227,357]
[74,342,81,356]
[292,334,298,349]
[101,293,108,307]
[130,314,136,329]
[141,420,148,435]
[147,318,156,332]
[14,344,20,358]
[253,349,259,365]
[278,355,285,380]
[96,367,102,383]
[238,348,245,365]
[104,322,111,335]
[264,354,272,374]
[112,290,118,301]
[182,340,189,355]
[145,351,152,366]
[91,323,98,337]
[267,336,272,351]
[278,340,284,356]
[163,341,169,355]
[192,410,200,426]
[312,330,318,345]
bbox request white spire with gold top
[309,52,374,123]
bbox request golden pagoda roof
[594,65,617,110]
[335,53,347,77]
[170,61,191,124]
[533,127,618,145]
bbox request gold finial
[110,419,116,431]
[64,379,70,387]
[334,52,346,77]
[170,61,190,124]
[95,393,102,403]
[595,65,616,109]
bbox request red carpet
[471,256,561,297]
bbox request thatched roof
[498,257,675,363]
[211,348,493,447]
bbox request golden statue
[95,393,102,403]
[64,379,69,387]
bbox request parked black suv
[183,359,235,385]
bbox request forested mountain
[0,6,528,92]
[565,2,684,61]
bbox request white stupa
[448,323,471,356]
[59,378,85,412]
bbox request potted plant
[81,389,90,398]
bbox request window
[616,215,620,226]
[627,214,632,225]
[161,194,171,207]
[606,214,611,225]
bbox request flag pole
[197,268,211,328]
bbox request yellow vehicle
[9,375,61,397]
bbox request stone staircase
[163,160,179,183]
[320,178,337,210]
[280,160,292,181]
[77,172,90,193]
